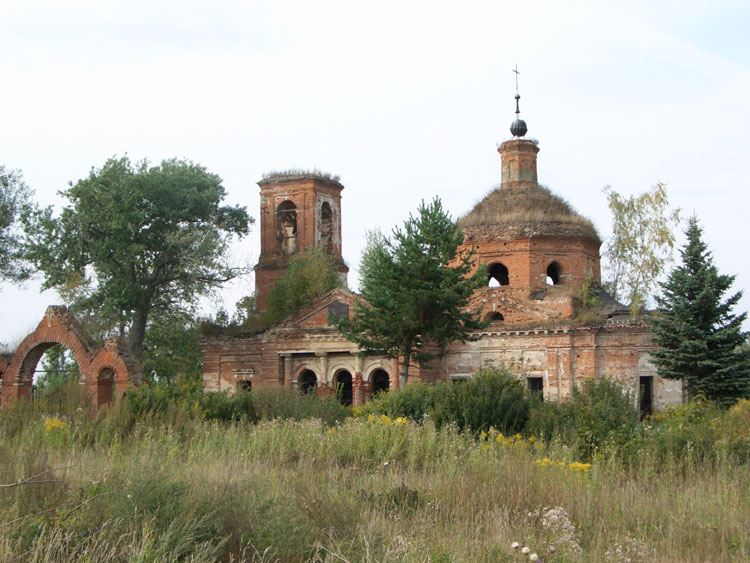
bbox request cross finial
[509,65,528,137]
[513,65,521,116]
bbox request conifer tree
[336,198,485,386]
[649,217,750,404]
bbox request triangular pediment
[272,288,358,331]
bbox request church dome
[458,183,600,242]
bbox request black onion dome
[510,118,527,137]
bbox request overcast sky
[1,0,749,345]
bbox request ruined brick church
[201,105,684,413]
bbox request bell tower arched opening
[546,261,563,285]
[320,202,333,252]
[276,200,298,254]
[487,262,509,287]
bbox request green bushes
[361,364,530,435]
[359,380,435,421]
[120,382,346,426]
[526,377,640,460]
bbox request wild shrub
[526,377,638,460]
[198,389,257,423]
[639,396,737,464]
[714,398,750,462]
[569,377,639,460]
[451,364,529,434]
[362,364,529,435]
[527,395,577,444]
[249,385,349,425]
[358,381,435,421]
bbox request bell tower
[254,171,349,311]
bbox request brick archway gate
[0,306,132,409]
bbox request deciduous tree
[264,246,343,325]
[336,198,485,386]
[24,156,252,381]
[649,217,750,404]
[0,165,33,283]
[603,183,680,314]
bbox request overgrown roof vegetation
[459,184,600,242]
[259,168,342,186]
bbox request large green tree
[603,183,680,314]
[0,165,33,283]
[336,198,485,386]
[25,156,252,382]
[649,217,750,404]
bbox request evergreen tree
[649,217,750,404]
[336,198,485,386]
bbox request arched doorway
[22,342,81,401]
[334,369,353,406]
[487,262,510,287]
[237,380,252,392]
[26,343,80,400]
[298,369,317,394]
[370,369,390,396]
[97,368,115,406]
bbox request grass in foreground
[1,395,749,562]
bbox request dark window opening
[238,380,252,392]
[488,263,509,287]
[328,301,349,325]
[483,311,504,324]
[298,370,317,394]
[335,370,353,406]
[371,369,390,396]
[527,377,544,400]
[546,262,562,285]
[639,376,653,419]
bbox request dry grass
[0,406,748,562]
[459,184,600,242]
[260,168,342,186]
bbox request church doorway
[370,369,390,396]
[334,370,353,406]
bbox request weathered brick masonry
[0,306,132,408]
[202,127,683,410]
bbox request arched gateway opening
[0,306,132,410]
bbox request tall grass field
[1,371,749,562]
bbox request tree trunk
[126,305,150,385]
[399,349,411,388]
